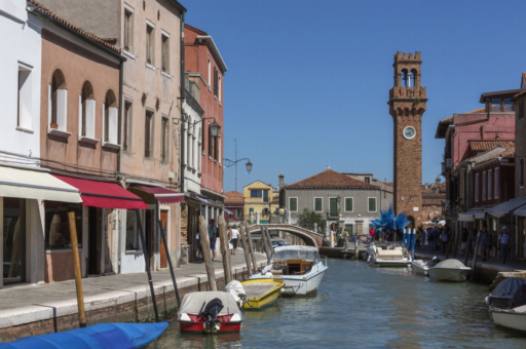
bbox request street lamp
[225,139,253,192]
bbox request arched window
[411,69,418,87]
[50,70,67,131]
[400,69,409,88]
[104,90,118,144]
[80,81,95,138]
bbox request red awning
[54,175,148,209]
[133,185,185,204]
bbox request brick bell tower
[389,52,427,224]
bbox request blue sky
[182,0,526,191]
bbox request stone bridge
[247,224,324,248]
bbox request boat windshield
[273,246,319,261]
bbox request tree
[297,209,325,232]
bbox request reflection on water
[151,259,526,349]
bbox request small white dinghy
[486,277,526,332]
[428,258,471,282]
[367,242,411,267]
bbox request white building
[0,1,82,287]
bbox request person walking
[498,226,511,264]
[479,225,489,262]
[208,219,218,260]
[439,229,449,255]
[230,225,240,255]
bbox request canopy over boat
[273,245,320,261]
[433,259,470,270]
[0,322,168,349]
[179,291,240,315]
[488,277,526,309]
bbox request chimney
[278,174,285,189]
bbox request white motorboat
[428,259,471,282]
[486,277,526,332]
[367,242,411,267]
[411,257,439,276]
[250,245,328,296]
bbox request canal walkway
[0,251,266,340]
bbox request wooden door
[160,210,168,269]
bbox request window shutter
[47,84,52,127]
[57,89,68,131]
[109,107,118,144]
[78,95,82,136]
[86,99,96,139]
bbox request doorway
[159,209,169,268]
[3,198,26,285]
[88,207,102,275]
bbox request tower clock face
[403,126,416,140]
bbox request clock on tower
[389,52,427,224]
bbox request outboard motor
[199,298,224,332]
[225,280,246,307]
[429,256,440,267]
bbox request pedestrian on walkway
[230,225,240,255]
[479,225,489,262]
[499,226,511,264]
[440,228,449,255]
[208,219,218,260]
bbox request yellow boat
[241,278,284,310]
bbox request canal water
[151,259,526,349]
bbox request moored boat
[367,242,411,267]
[251,245,328,296]
[0,322,168,349]
[486,277,526,332]
[178,291,242,334]
[428,259,471,282]
[240,278,284,310]
[411,257,439,276]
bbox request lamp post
[224,138,252,192]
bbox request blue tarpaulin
[0,322,168,349]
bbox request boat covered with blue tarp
[0,322,168,349]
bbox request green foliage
[297,209,326,232]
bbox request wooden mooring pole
[244,223,258,272]
[240,224,254,274]
[136,210,160,321]
[68,211,87,327]
[199,216,217,290]
[218,216,233,284]
[261,226,273,264]
[156,208,181,307]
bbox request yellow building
[243,181,279,224]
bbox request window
[123,101,132,151]
[161,116,169,162]
[207,60,211,87]
[3,198,26,284]
[145,110,154,157]
[125,211,141,251]
[344,224,354,234]
[80,81,95,139]
[49,69,67,131]
[123,8,134,52]
[208,123,219,160]
[45,202,82,249]
[289,197,298,212]
[488,169,493,200]
[495,167,501,199]
[161,33,169,73]
[263,190,269,203]
[329,197,338,217]
[368,197,377,213]
[250,189,262,198]
[146,23,154,65]
[218,75,222,102]
[213,68,219,97]
[103,90,118,144]
[521,159,525,188]
[314,197,323,212]
[482,170,487,201]
[17,63,32,130]
[503,97,513,112]
[345,197,353,212]
[475,172,480,202]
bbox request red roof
[469,140,514,152]
[285,169,379,190]
[55,175,147,209]
[225,191,244,205]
